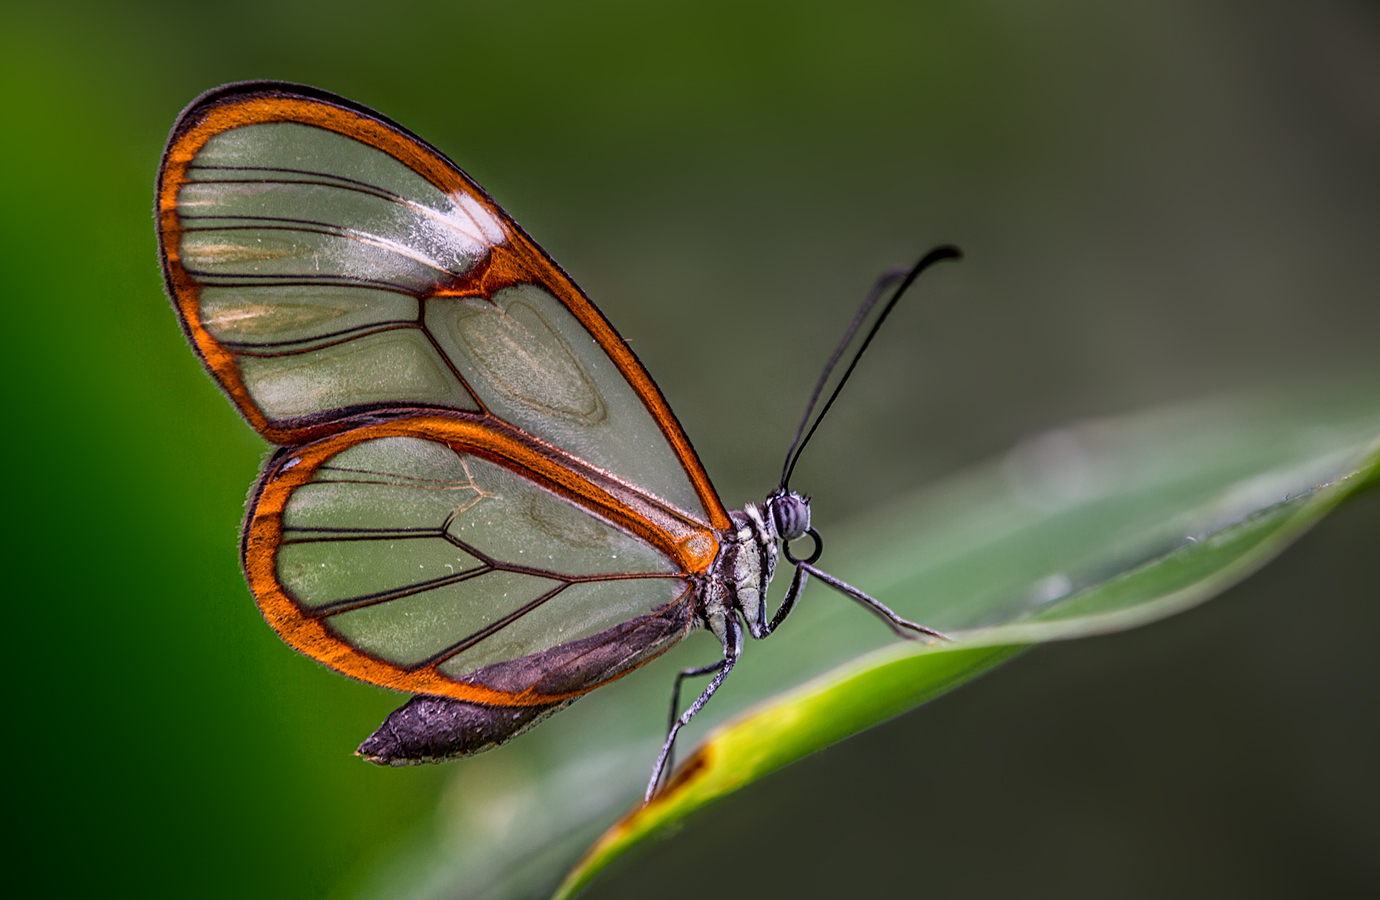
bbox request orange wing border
[157,80,730,531]
[243,413,719,705]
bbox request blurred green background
[4,1,1376,897]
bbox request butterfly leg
[663,657,729,782]
[645,616,743,803]
[799,561,952,641]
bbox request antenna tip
[927,244,963,264]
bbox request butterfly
[156,81,957,802]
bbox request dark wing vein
[305,564,494,617]
[188,164,408,199]
[414,582,571,669]
[225,322,422,357]
[280,526,450,542]
[184,270,418,291]
[183,170,494,240]
[314,466,479,486]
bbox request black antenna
[780,245,962,489]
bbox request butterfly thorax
[698,490,811,645]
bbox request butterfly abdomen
[357,695,572,766]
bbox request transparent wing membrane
[198,284,419,347]
[432,578,689,680]
[161,91,715,523]
[423,283,704,516]
[173,122,501,419]
[268,435,690,686]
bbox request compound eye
[770,492,811,541]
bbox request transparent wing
[244,422,715,701]
[158,82,725,528]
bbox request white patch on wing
[454,192,508,245]
[330,222,465,279]
[324,193,505,286]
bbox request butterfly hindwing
[244,418,713,702]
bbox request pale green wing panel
[280,436,491,533]
[276,538,484,611]
[326,570,565,668]
[175,122,494,420]
[435,577,689,679]
[183,122,500,285]
[236,329,472,421]
[198,285,417,347]
[443,454,676,575]
[426,284,707,519]
[194,120,452,205]
[272,435,688,676]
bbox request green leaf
[364,388,1379,900]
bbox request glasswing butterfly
[156,82,957,802]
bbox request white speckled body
[696,490,813,648]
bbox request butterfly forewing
[158,83,725,527]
